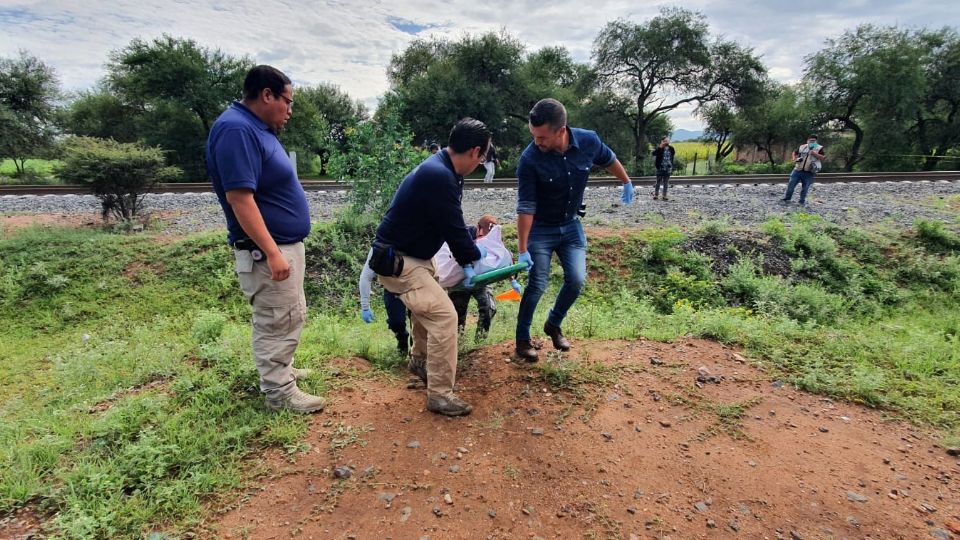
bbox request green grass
[1,214,959,537]
[0,159,62,184]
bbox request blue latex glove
[518,251,533,271]
[511,279,523,295]
[462,265,477,289]
[621,182,635,204]
[361,309,374,323]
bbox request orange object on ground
[496,288,521,301]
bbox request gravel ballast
[1,180,957,235]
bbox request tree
[105,35,252,179]
[0,51,59,175]
[385,31,594,158]
[326,108,426,217]
[592,8,765,172]
[912,29,960,170]
[56,137,182,221]
[699,103,737,163]
[61,89,139,143]
[735,84,810,168]
[281,83,367,176]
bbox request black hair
[529,98,567,130]
[808,134,818,140]
[428,143,440,152]
[243,65,291,101]
[447,118,491,154]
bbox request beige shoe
[427,393,473,416]
[266,387,326,414]
[291,367,314,380]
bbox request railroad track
[3,171,959,196]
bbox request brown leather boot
[543,322,571,351]
[515,340,539,362]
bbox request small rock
[400,506,412,523]
[846,492,869,503]
[406,440,421,449]
[627,507,637,515]
[487,509,497,518]
[650,357,664,366]
[333,466,353,479]
[772,380,785,388]
[456,447,469,453]
[635,425,642,432]
[444,493,453,505]
[694,501,709,513]
[729,520,740,532]
[602,432,613,441]
[706,519,717,528]
[448,465,461,473]
[531,427,545,436]
[521,507,532,515]
[379,493,396,507]
[438,452,448,460]
[818,427,830,433]
[432,506,443,517]
[659,420,672,428]
[790,531,804,540]
[607,392,620,401]
[634,489,645,499]
[930,529,952,540]
[946,448,960,456]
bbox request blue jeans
[783,170,815,204]
[516,219,587,342]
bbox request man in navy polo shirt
[207,65,325,414]
[514,98,635,361]
[375,118,490,416]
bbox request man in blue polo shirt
[207,65,325,414]
[374,118,490,416]
[514,98,635,361]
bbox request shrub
[55,137,182,221]
[326,108,426,218]
[191,310,227,345]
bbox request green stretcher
[448,262,527,291]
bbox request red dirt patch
[211,339,960,539]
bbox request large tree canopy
[104,35,252,179]
[0,51,59,175]
[592,8,765,172]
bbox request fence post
[692,152,698,176]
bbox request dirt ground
[212,339,960,540]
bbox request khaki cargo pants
[379,256,459,398]
[235,242,306,400]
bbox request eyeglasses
[273,92,294,108]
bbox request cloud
[1,0,957,130]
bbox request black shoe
[515,340,539,362]
[427,393,473,416]
[408,357,427,383]
[543,322,571,351]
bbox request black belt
[233,238,266,261]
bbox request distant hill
[671,129,704,142]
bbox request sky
[2,0,958,131]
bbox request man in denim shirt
[514,98,635,361]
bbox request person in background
[651,137,676,201]
[781,134,826,207]
[429,143,440,154]
[358,249,409,354]
[483,143,499,183]
[207,65,324,414]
